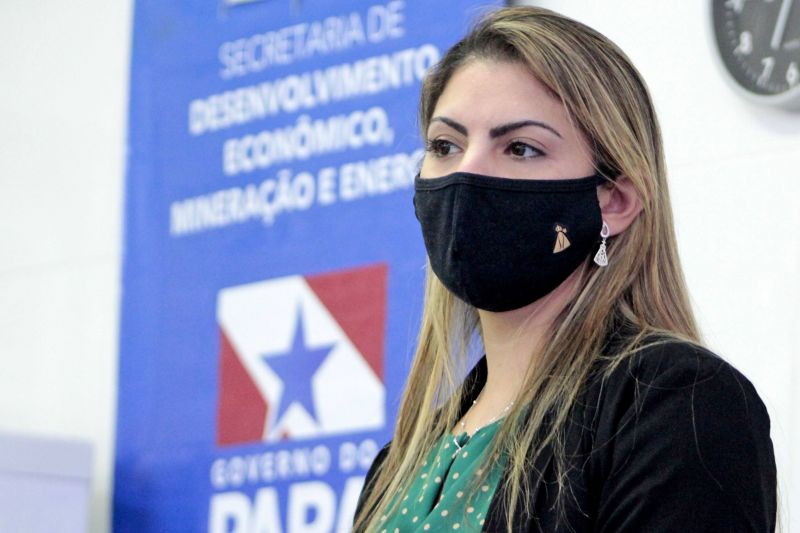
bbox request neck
[475,268,582,408]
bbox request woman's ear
[597,176,643,236]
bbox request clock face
[712,0,800,107]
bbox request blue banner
[114,1,500,532]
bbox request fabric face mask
[413,171,604,312]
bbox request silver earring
[594,221,610,267]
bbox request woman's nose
[454,144,494,175]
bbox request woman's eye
[507,141,543,159]
[425,139,460,158]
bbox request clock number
[714,0,800,104]
[788,62,799,86]
[735,31,754,54]
[758,56,775,86]
[725,0,747,13]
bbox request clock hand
[771,0,794,50]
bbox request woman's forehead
[430,60,568,128]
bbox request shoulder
[354,441,391,520]
[364,441,391,483]
[595,336,769,426]
[582,337,776,530]
[589,336,773,460]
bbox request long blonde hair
[354,6,700,532]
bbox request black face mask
[413,171,604,312]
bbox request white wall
[0,1,796,532]
[0,1,132,532]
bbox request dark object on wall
[712,0,800,110]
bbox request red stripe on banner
[305,263,387,380]
[216,327,268,446]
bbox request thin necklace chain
[452,394,514,452]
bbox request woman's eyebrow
[429,116,468,136]
[490,120,562,139]
[429,116,563,139]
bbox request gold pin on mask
[553,224,571,253]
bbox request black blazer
[356,338,777,532]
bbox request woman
[354,6,776,533]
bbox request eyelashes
[425,138,545,160]
[506,141,544,159]
[425,138,459,158]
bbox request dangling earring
[594,221,610,267]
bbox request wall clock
[711,0,800,110]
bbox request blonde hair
[354,6,700,532]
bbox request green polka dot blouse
[376,420,506,532]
